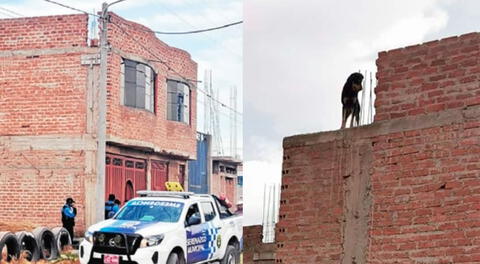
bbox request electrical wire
[0,10,15,18]
[138,21,242,35]
[0,6,23,17]
[40,0,242,116]
[110,20,242,116]
[42,0,98,17]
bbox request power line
[39,0,242,116]
[0,7,23,17]
[0,10,15,18]
[42,0,98,17]
[110,19,242,116]
[153,2,241,58]
[124,20,243,35]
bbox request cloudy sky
[0,0,243,157]
[244,0,480,225]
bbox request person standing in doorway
[61,197,77,240]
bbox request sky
[243,0,480,226]
[0,0,243,157]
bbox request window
[122,59,155,112]
[167,80,190,124]
[185,203,201,226]
[201,202,216,222]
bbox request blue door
[188,133,209,193]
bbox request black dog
[341,72,363,129]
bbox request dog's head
[348,72,364,92]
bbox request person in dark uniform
[61,197,77,240]
[105,194,116,219]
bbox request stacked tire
[0,232,20,262]
[0,226,71,262]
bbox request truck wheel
[221,245,238,264]
[166,252,185,264]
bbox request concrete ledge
[283,105,480,148]
[0,134,97,151]
[107,135,193,159]
[0,47,98,58]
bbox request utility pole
[95,2,108,223]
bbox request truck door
[200,201,222,261]
[185,203,208,264]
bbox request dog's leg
[350,113,354,128]
[341,108,347,129]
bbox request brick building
[211,156,242,211]
[247,32,480,263]
[0,13,197,234]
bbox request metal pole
[95,2,108,223]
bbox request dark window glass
[113,158,123,166]
[106,157,111,164]
[167,80,190,124]
[125,160,134,168]
[123,59,155,112]
[135,162,145,169]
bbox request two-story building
[0,13,197,234]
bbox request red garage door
[151,160,168,191]
[106,154,146,204]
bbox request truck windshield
[115,200,184,223]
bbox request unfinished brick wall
[0,13,197,234]
[106,13,197,158]
[275,32,480,263]
[0,15,93,234]
[375,33,480,121]
[0,14,87,51]
[244,225,276,264]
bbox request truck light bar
[136,190,194,199]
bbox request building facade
[0,13,197,234]
[211,157,242,211]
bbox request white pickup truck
[79,191,243,264]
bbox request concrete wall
[275,32,480,263]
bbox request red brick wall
[369,123,480,263]
[0,14,88,51]
[0,13,196,235]
[0,15,89,136]
[0,147,88,234]
[375,32,480,121]
[278,141,345,263]
[244,225,276,264]
[274,32,480,263]
[0,15,91,234]
[0,53,88,135]
[106,13,197,158]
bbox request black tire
[221,245,238,264]
[166,251,186,264]
[0,231,20,262]
[51,227,72,254]
[32,227,58,260]
[15,231,40,262]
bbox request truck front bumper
[79,240,170,264]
